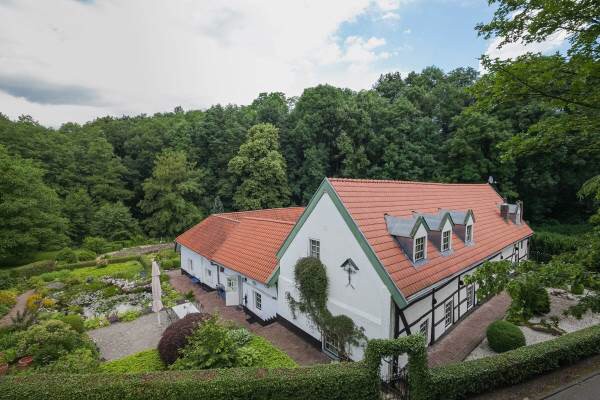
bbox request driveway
[87,311,168,360]
[167,270,330,366]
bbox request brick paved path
[427,292,511,367]
[0,289,34,328]
[167,270,330,366]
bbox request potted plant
[0,353,8,376]
[17,355,33,370]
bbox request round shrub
[75,249,97,262]
[157,313,210,365]
[571,283,584,295]
[487,320,526,353]
[55,248,78,264]
[59,314,85,333]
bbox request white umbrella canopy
[151,261,163,319]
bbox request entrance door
[225,276,239,306]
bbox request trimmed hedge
[486,320,526,353]
[100,349,165,374]
[0,362,376,400]
[428,324,600,400]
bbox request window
[188,259,192,270]
[520,240,524,250]
[227,277,237,291]
[466,224,473,243]
[442,230,451,252]
[309,239,320,259]
[419,319,429,343]
[444,300,453,328]
[323,332,341,358]
[414,236,426,261]
[466,285,475,309]
[254,291,262,310]
[219,267,225,273]
[207,269,212,277]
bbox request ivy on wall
[287,257,365,358]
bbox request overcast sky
[0,0,567,127]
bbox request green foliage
[506,273,550,322]
[288,257,365,358]
[58,314,85,333]
[39,348,100,374]
[0,289,17,307]
[118,310,142,322]
[565,292,600,318]
[170,315,238,370]
[100,349,165,373]
[0,145,68,261]
[464,260,511,302]
[429,324,600,400]
[531,230,581,261]
[16,320,96,366]
[571,283,585,295]
[90,202,140,241]
[82,236,110,255]
[227,327,252,347]
[486,320,526,353]
[84,316,109,330]
[0,362,375,400]
[75,249,96,261]
[139,150,205,238]
[228,123,291,210]
[56,248,78,264]
[158,313,210,365]
[240,335,297,369]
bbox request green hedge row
[0,362,376,400]
[427,324,600,400]
[530,231,581,260]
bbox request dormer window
[441,230,451,252]
[466,224,473,243]
[414,236,426,261]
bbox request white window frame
[309,238,320,259]
[227,276,237,291]
[465,224,473,243]
[441,230,451,252]
[254,291,262,310]
[419,319,429,343]
[444,300,453,328]
[466,284,475,310]
[323,332,341,359]
[414,236,426,262]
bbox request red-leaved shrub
[157,313,210,365]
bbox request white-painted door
[225,276,239,306]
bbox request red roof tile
[328,178,533,298]
[176,207,304,284]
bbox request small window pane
[310,239,320,259]
[467,285,474,309]
[255,292,262,310]
[442,230,450,251]
[419,319,429,343]
[466,225,473,243]
[444,301,453,328]
[414,236,425,261]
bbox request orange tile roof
[328,178,534,298]
[176,207,305,283]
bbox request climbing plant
[287,257,365,358]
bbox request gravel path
[87,311,168,360]
[466,289,600,361]
[0,289,34,328]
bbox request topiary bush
[157,312,210,365]
[55,248,78,264]
[75,249,97,261]
[571,283,584,295]
[59,314,85,333]
[486,320,525,353]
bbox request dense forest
[1,0,599,264]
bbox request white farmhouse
[176,177,532,363]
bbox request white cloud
[0,0,403,126]
[381,12,401,20]
[403,28,412,34]
[481,31,568,71]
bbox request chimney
[516,200,523,223]
[500,203,509,220]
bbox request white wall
[242,279,278,321]
[278,192,393,361]
[179,245,217,288]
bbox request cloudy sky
[0,0,567,127]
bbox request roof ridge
[213,215,240,223]
[328,177,490,186]
[241,216,296,225]
[214,206,304,216]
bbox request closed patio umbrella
[151,260,163,324]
